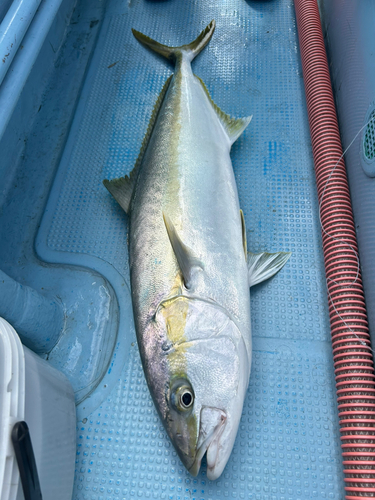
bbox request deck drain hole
[364,109,375,161]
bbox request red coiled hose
[294,1,375,498]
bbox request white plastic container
[0,317,76,500]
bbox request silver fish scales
[104,20,290,479]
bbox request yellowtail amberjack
[104,20,290,479]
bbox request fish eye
[170,379,195,412]
[180,389,193,409]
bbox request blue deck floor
[1,0,345,498]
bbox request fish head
[149,296,250,480]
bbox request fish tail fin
[132,20,215,64]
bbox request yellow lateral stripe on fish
[103,20,290,480]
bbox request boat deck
[0,0,345,498]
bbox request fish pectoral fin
[196,76,252,146]
[103,176,134,214]
[163,213,204,288]
[103,75,172,213]
[247,251,291,288]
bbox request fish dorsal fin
[240,209,247,258]
[102,176,133,213]
[196,76,252,145]
[103,75,173,213]
[247,251,291,288]
[163,213,204,289]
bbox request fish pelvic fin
[132,20,215,64]
[196,76,252,145]
[163,213,204,289]
[240,210,247,258]
[247,251,291,288]
[103,75,173,213]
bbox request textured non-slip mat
[37,1,345,498]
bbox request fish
[103,20,290,480]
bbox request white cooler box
[0,317,76,500]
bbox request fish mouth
[189,407,227,477]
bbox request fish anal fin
[163,213,204,288]
[103,75,172,213]
[247,251,291,288]
[196,76,252,145]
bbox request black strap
[11,421,43,500]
